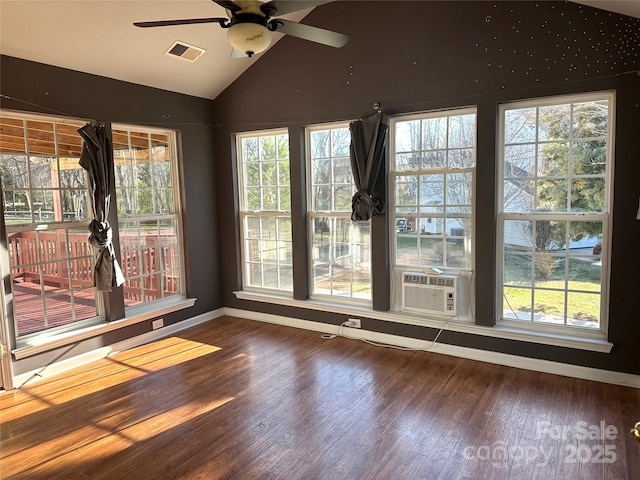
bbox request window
[0,111,187,344]
[390,109,476,277]
[112,126,183,307]
[498,93,613,334]
[0,113,96,336]
[307,124,371,301]
[237,130,293,292]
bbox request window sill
[233,290,613,353]
[12,296,197,360]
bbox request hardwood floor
[1,316,638,480]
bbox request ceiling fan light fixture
[227,22,271,57]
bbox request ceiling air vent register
[165,41,205,62]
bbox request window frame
[0,110,191,355]
[389,107,477,318]
[496,91,615,339]
[111,123,186,309]
[0,111,103,339]
[236,128,293,294]
[305,122,372,304]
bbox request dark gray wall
[0,55,222,375]
[212,1,640,374]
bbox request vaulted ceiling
[1,0,638,100]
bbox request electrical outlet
[152,318,164,330]
[345,318,361,328]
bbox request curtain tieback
[351,189,383,222]
[88,219,113,251]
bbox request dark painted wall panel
[0,55,222,375]
[212,1,640,374]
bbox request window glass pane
[504,253,532,286]
[573,101,608,138]
[504,108,536,144]
[500,95,611,331]
[0,117,26,153]
[504,144,535,177]
[419,237,443,267]
[115,125,183,306]
[422,117,447,150]
[130,131,150,158]
[307,124,369,301]
[448,114,476,148]
[396,236,418,265]
[396,153,419,171]
[334,185,353,211]
[422,150,446,169]
[29,156,55,188]
[260,136,276,160]
[239,135,292,293]
[393,109,476,279]
[567,257,601,292]
[0,154,28,188]
[532,289,565,325]
[446,173,472,205]
[572,140,606,175]
[448,148,474,168]
[150,133,170,160]
[59,160,87,189]
[152,159,173,189]
[26,120,55,155]
[502,180,535,212]
[504,219,533,252]
[538,104,571,141]
[243,137,258,162]
[31,190,56,222]
[538,142,569,177]
[311,130,330,158]
[395,120,421,152]
[396,175,418,206]
[567,292,600,327]
[503,287,532,320]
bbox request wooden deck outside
[7,231,179,336]
[0,316,638,479]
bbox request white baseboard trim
[224,307,640,389]
[13,308,225,388]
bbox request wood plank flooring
[1,316,638,480]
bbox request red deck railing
[7,230,180,335]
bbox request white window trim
[112,123,187,306]
[496,91,615,339]
[1,111,193,357]
[305,122,372,304]
[236,128,293,293]
[388,107,477,320]
[12,296,196,359]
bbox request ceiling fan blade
[261,0,334,17]
[212,0,243,13]
[134,18,228,28]
[271,19,349,48]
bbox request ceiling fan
[133,0,350,58]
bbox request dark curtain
[78,123,125,292]
[349,111,389,221]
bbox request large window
[0,112,186,342]
[498,93,613,334]
[391,109,476,273]
[237,130,293,292]
[307,124,371,301]
[112,126,183,307]
[0,113,95,336]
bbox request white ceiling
[1,1,639,101]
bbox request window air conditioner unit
[401,272,458,316]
